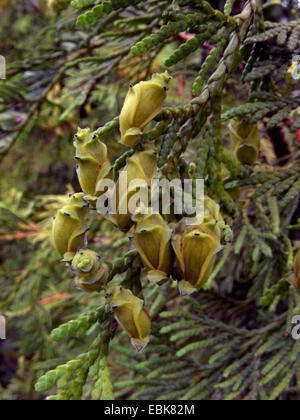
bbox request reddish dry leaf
[39,293,70,305]
[179,32,194,41]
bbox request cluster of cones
[51,72,227,351]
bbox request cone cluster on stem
[51,72,229,350]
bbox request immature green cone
[52,193,89,260]
[47,0,69,13]
[119,72,172,148]
[294,248,300,290]
[107,285,151,352]
[113,149,158,231]
[133,211,173,285]
[71,248,108,292]
[74,128,112,201]
[229,120,260,165]
[172,197,223,296]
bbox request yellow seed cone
[74,127,112,200]
[120,72,172,148]
[71,248,108,292]
[52,193,89,259]
[134,211,173,285]
[107,285,151,351]
[113,150,158,231]
[172,197,223,295]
